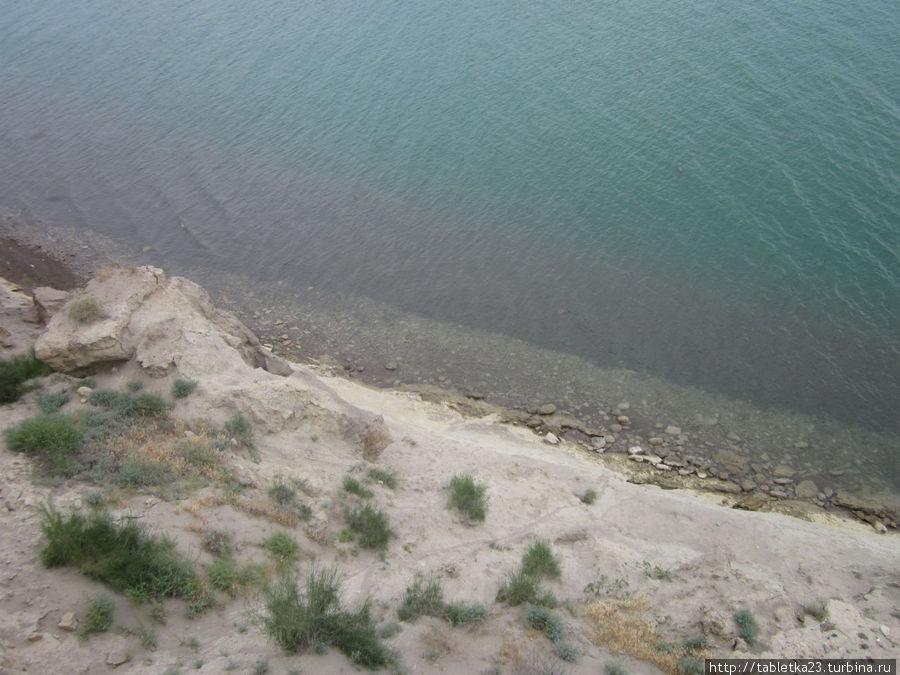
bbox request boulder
[31,287,70,323]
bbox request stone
[628,446,644,456]
[773,477,794,485]
[106,651,129,666]
[465,391,485,400]
[741,480,757,492]
[31,287,70,324]
[648,437,663,446]
[538,403,557,415]
[616,415,630,425]
[654,446,670,459]
[880,625,890,638]
[795,480,818,499]
[544,432,560,445]
[590,436,607,450]
[617,402,630,410]
[57,612,78,632]
[644,454,662,465]
[361,416,392,460]
[665,425,682,436]
[773,464,795,478]
[384,361,398,371]
[526,416,543,428]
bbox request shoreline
[0,219,898,530]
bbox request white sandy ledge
[0,270,897,674]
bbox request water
[1,2,898,489]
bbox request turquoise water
[1,1,898,432]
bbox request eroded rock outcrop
[34,266,391,456]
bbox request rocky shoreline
[1,221,898,531]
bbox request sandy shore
[0,260,897,674]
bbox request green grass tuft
[521,540,561,579]
[208,557,260,597]
[0,350,53,403]
[447,473,488,522]
[443,602,487,627]
[87,389,167,418]
[259,567,394,668]
[683,635,707,651]
[40,504,201,605]
[366,467,398,489]
[81,592,115,636]
[126,380,144,392]
[4,413,83,476]
[263,531,300,565]
[172,379,198,399]
[342,475,374,499]
[397,577,445,622]
[734,608,758,646]
[68,295,103,323]
[678,656,705,675]
[496,569,556,607]
[605,661,628,675]
[524,603,562,642]
[343,504,392,550]
[580,488,598,504]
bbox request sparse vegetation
[126,379,144,392]
[208,556,259,597]
[203,529,233,556]
[88,388,167,418]
[447,473,488,522]
[640,561,674,581]
[68,294,103,323]
[579,488,598,505]
[172,379,198,399]
[37,391,69,413]
[0,350,53,403]
[605,661,628,675]
[367,467,398,489]
[40,504,202,606]
[682,635,707,651]
[268,476,298,507]
[5,413,84,475]
[678,656,705,675]
[343,503,392,550]
[522,540,561,579]
[443,601,487,627]
[524,604,578,662]
[343,475,374,499]
[802,601,827,622]
[259,567,394,668]
[81,592,115,636]
[496,568,556,607]
[734,608,758,645]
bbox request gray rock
[590,436,607,450]
[544,432,560,445]
[106,652,129,667]
[773,464,795,478]
[384,361,398,371]
[627,446,644,455]
[616,415,630,425]
[665,425,682,436]
[648,437,663,446]
[773,477,793,485]
[538,403,557,415]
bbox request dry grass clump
[106,423,224,485]
[68,294,104,323]
[584,595,698,674]
[225,495,301,528]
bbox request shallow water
[0,1,898,492]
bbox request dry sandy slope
[0,272,897,674]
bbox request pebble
[590,437,606,450]
[628,446,644,456]
[665,425,682,436]
[538,403,557,415]
[741,480,757,492]
[648,437,663,446]
[880,625,890,638]
[609,423,622,432]
[544,432,560,445]
[795,480,818,499]
[773,464,795,478]
[526,416,543,428]
[385,362,398,371]
[679,468,694,476]
[656,463,671,471]
[696,471,708,479]
[644,454,662,466]
[727,432,741,442]
[773,477,794,485]
[57,612,78,632]
[617,402,630,410]
[106,651,129,666]
[617,415,630,425]
[770,489,790,499]
[465,391,485,400]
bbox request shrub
[268,477,297,507]
[682,635,707,651]
[224,413,254,448]
[208,557,258,597]
[524,604,578,663]
[802,601,827,622]
[522,540,561,579]
[40,504,201,604]
[5,413,83,475]
[342,475,373,499]
[203,529,233,557]
[82,592,115,635]
[678,656,705,675]
[605,661,628,675]
[117,455,172,487]
[734,609,758,646]
[447,473,487,522]
[264,531,300,565]
[580,488,597,505]
[344,504,392,550]
[0,350,53,403]
[172,379,198,399]
[68,295,103,323]
[88,389,167,418]
[367,467,397,489]
[496,569,555,607]
[640,561,674,581]
[38,391,69,414]
[126,380,144,392]
[443,602,487,627]
[397,577,445,622]
[259,567,393,667]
